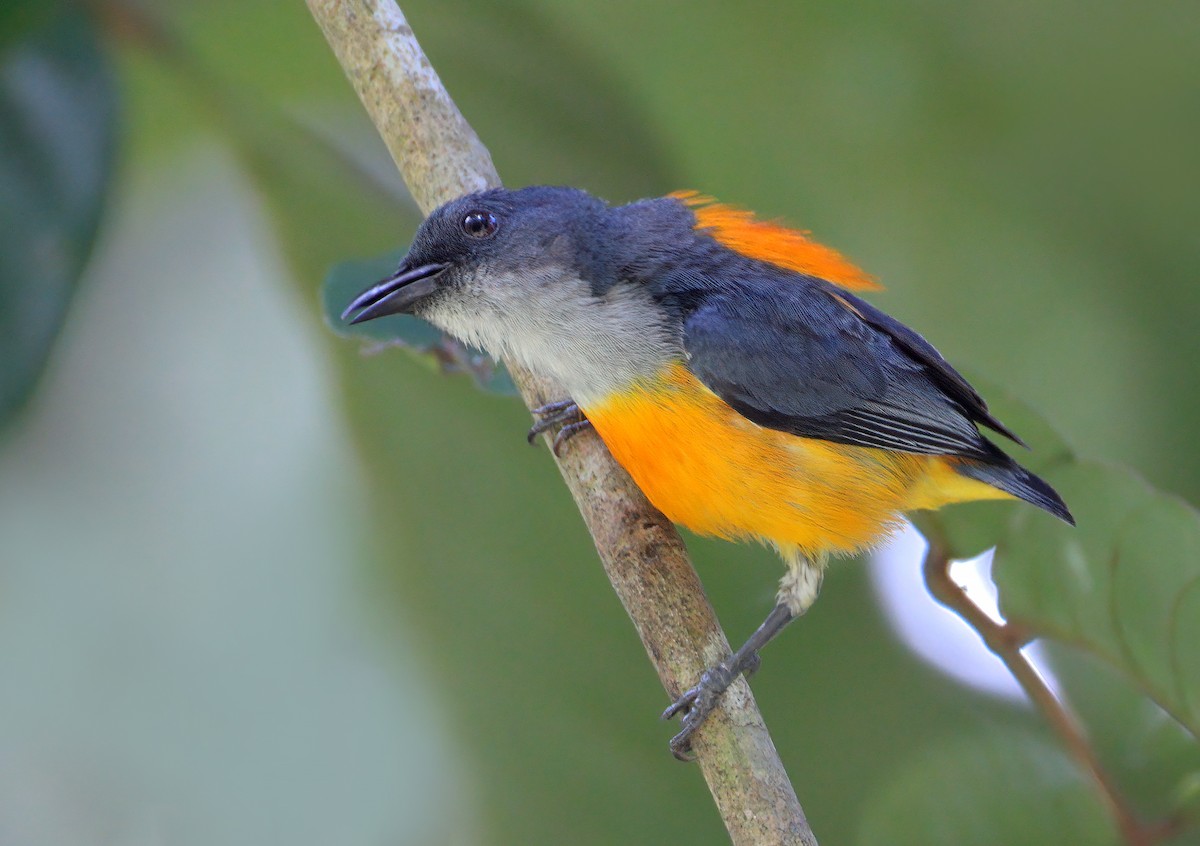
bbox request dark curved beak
[341,262,449,324]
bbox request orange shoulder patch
[670,190,881,291]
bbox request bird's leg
[663,554,825,760]
[662,602,796,760]
[527,399,594,456]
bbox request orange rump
[671,191,881,292]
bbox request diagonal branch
[921,542,1179,846]
[304,1,816,843]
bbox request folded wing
[678,274,1017,461]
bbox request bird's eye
[461,210,498,238]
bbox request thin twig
[303,1,815,843]
[921,542,1170,846]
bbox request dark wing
[679,277,1012,460]
[832,289,1025,445]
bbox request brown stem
[922,542,1167,846]
[303,1,815,843]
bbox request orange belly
[583,363,1008,558]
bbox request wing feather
[677,273,1002,460]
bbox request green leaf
[1112,499,1200,729]
[322,251,514,394]
[0,11,117,428]
[996,462,1200,736]
[1041,643,1200,823]
[857,730,1117,846]
[1175,580,1200,736]
[915,376,1200,740]
[998,463,1154,662]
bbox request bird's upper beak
[341,261,450,324]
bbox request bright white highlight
[869,523,1059,703]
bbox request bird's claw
[662,661,743,762]
[527,399,593,456]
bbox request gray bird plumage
[341,184,1073,758]
[345,185,1072,525]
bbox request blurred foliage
[857,729,1117,845]
[0,0,64,49]
[917,385,1200,748]
[1046,643,1200,828]
[1001,469,1200,735]
[0,8,116,428]
[3,0,1199,843]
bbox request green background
[1,1,1197,843]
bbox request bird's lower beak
[341,262,449,324]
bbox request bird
[342,186,1073,759]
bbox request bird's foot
[662,654,757,761]
[527,399,593,456]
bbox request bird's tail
[955,450,1075,526]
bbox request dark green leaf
[1112,499,1200,730]
[1174,580,1200,738]
[0,11,117,428]
[1041,643,1200,823]
[915,377,1200,740]
[994,462,1200,736]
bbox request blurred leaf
[0,10,117,428]
[1175,580,1200,735]
[323,251,514,394]
[1112,500,1200,727]
[1042,643,1200,825]
[857,729,1117,846]
[998,465,1200,737]
[915,376,1200,739]
[323,249,435,344]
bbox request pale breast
[423,270,680,405]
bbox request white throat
[422,269,680,406]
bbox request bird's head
[342,186,614,326]
[341,186,696,397]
